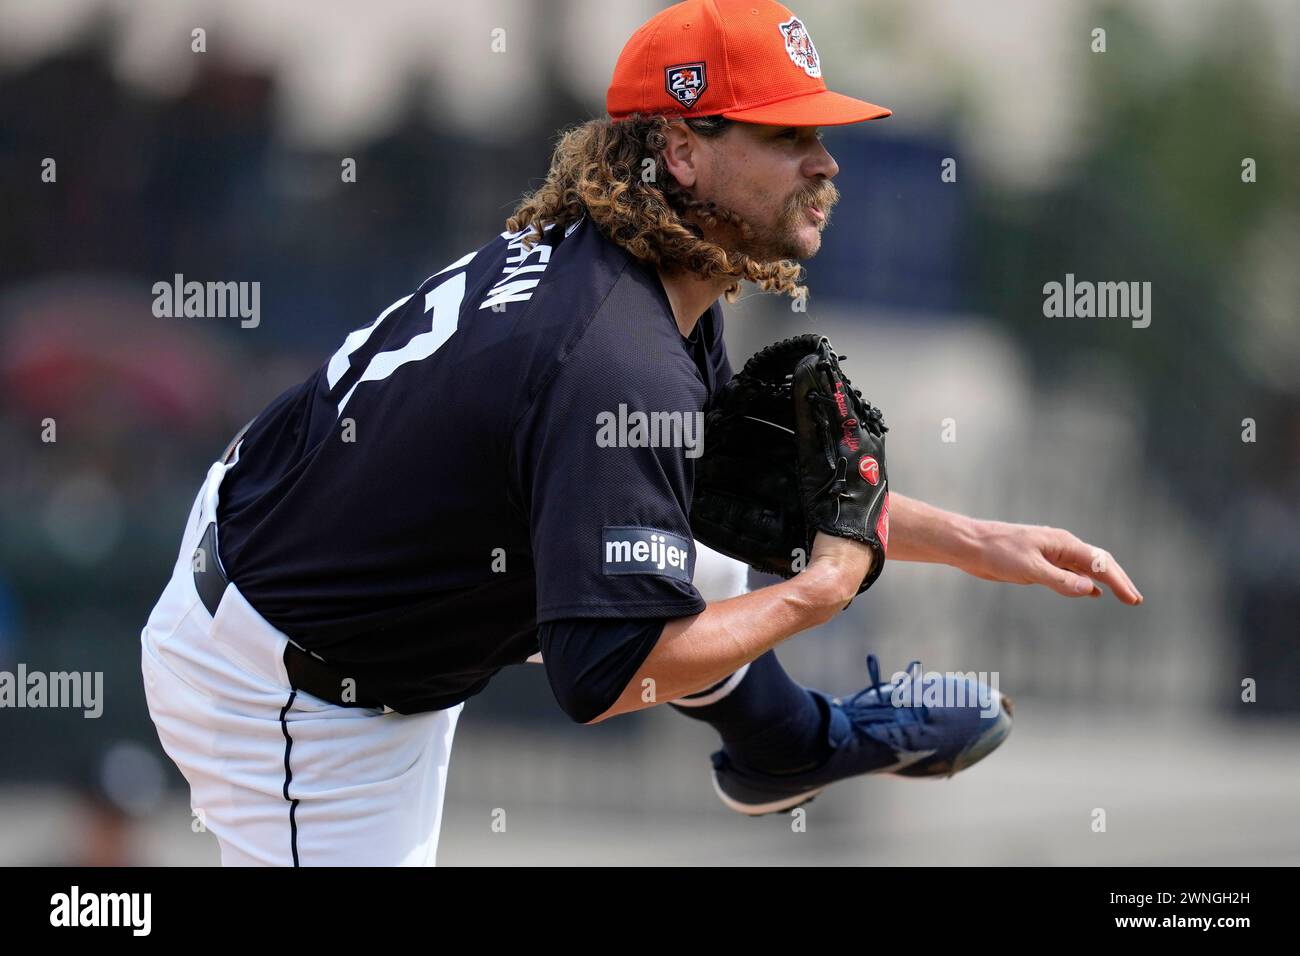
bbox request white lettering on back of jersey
[479,225,555,311]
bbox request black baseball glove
[690,334,890,595]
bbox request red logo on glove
[858,456,880,485]
[876,492,890,553]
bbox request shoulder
[515,219,704,402]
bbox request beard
[727,179,840,264]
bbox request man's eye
[781,129,799,140]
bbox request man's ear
[659,120,699,189]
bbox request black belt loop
[191,536,387,710]
[192,522,229,618]
[192,489,386,710]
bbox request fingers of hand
[1056,537,1143,605]
[1036,559,1103,598]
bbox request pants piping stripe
[279,691,300,867]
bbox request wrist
[799,551,872,615]
[950,514,991,573]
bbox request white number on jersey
[325,250,475,417]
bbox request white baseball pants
[140,453,463,866]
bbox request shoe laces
[838,655,931,747]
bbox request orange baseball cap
[606,0,891,126]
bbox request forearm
[885,493,1143,602]
[888,492,984,568]
[589,562,851,723]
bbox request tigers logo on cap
[665,63,708,108]
[778,16,821,78]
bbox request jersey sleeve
[537,616,666,723]
[513,311,709,624]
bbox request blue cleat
[710,655,1014,816]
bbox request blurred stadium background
[0,0,1297,865]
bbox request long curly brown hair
[504,113,808,304]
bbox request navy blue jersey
[215,214,733,714]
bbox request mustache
[789,182,839,216]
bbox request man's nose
[805,143,839,180]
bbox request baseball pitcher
[140,0,1142,866]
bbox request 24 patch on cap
[665,63,708,109]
